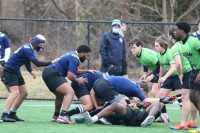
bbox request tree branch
[51,0,71,19]
[176,1,200,22]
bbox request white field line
[0,103,180,109]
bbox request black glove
[107,65,122,76]
[159,96,176,104]
[136,102,151,109]
[102,59,110,68]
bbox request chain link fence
[0,18,198,100]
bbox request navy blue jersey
[106,76,146,101]
[49,51,80,76]
[71,72,103,91]
[5,44,36,72]
[191,31,200,40]
[0,32,10,59]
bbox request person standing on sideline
[1,34,58,122]
[191,20,200,40]
[42,45,94,124]
[0,31,11,86]
[99,19,127,76]
[119,21,127,37]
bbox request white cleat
[141,116,155,127]
[99,118,112,125]
[84,112,93,126]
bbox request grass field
[0,100,199,133]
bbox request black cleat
[1,113,16,122]
[8,112,24,121]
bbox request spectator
[99,19,127,76]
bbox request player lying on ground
[84,101,174,127]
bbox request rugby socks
[60,110,69,116]
[161,105,169,120]
[91,115,98,123]
[54,112,60,117]
[161,105,167,113]
[89,108,102,117]
[67,106,84,116]
[176,94,182,107]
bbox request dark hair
[77,45,91,53]
[128,39,142,47]
[175,22,191,34]
[198,20,200,25]
[155,35,169,49]
[169,27,176,39]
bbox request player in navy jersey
[42,45,95,124]
[1,34,58,122]
[67,72,103,119]
[93,76,149,105]
[191,20,200,40]
[0,31,11,88]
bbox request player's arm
[75,69,95,75]
[25,63,36,79]
[140,66,148,80]
[0,48,11,63]
[158,63,176,86]
[173,55,183,81]
[163,63,176,79]
[67,71,88,84]
[32,59,52,67]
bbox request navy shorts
[2,67,25,87]
[42,67,67,92]
[71,82,90,99]
[161,75,181,91]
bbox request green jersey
[171,42,192,73]
[178,36,200,70]
[157,48,177,75]
[134,48,158,72]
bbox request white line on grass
[0,104,181,109]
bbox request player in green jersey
[174,22,199,131]
[155,35,182,123]
[129,39,171,124]
[169,27,195,130]
[129,39,160,98]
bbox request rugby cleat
[1,115,16,122]
[98,118,112,125]
[141,116,155,127]
[160,96,176,104]
[84,112,93,126]
[57,115,74,124]
[170,123,188,130]
[8,111,24,121]
[51,115,59,122]
[188,121,198,128]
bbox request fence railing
[0,18,198,100]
